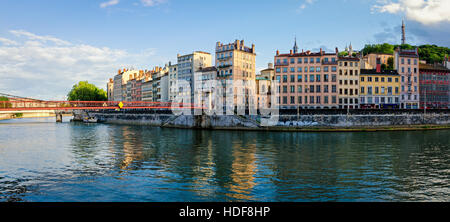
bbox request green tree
[0,96,12,108]
[387,57,394,70]
[67,81,107,101]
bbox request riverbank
[81,111,450,132]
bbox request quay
[75,109,450,132]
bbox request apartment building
[419,63,450,109]
[274,44,339,109]
[168,62,178,102]
[337,56,360,109]
[360,60,401,109]
[177,52,212,103]
[394,48,420,109]
[216,40,256,109]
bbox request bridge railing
[0,100,204,111]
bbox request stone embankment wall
[83,111,450,130]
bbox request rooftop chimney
[268,63,273,69]
[376,58,381,73]
[276,50,279,56]
[290,50,293,55]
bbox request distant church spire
[402,19,406,45]
[293,36,298,54]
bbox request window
[297,75,302,82]
[310,96,315,104]
[388,77,392,82]
[368,87,372,94]
[324,74,329,82]
[310,75,315,82]
[310,67,315,72]
[291,96,295,104]
[298,85,302,93]
[304,96,308,104]
[310,58,314,63]
[332,74,337,82]
[324,85,329,93]
[316,75,321,82]
[332,85,337,93]
[316,96,321,104]
[324,66,329,72]
[304,58,308,63]
[298,96,302,104]
[283,68,288,73]
[310,85,314,93]
[283,96,287,104]
[283,86,287,93]
[375,87,379,94]
[375,77,379,82]
[290,86,295,93]
[368,77,372,82]
[316,85,321,93]
[298,67,302,72]
[332,96,337,103]
[291,75,295,82]
[298,58,302,64]
[290,58,295,64]
[276,68,281,73]
[361,77,364,82]
[361,86,365,94]
[332,66,337,72]
[388,87,392,94]
[290,67,295,73]
[283,75,288,83]
[316,58,320,63]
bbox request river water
[0,117,449,202]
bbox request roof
[260,68,274,72]
[361,69,399,76]
[276,51,336,58]
[419,63,450,72]
[338,57,360,61]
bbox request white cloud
[0,30,160,100]
[100,0,120,8]
[297,0,317,12]
[373,0,450,25]
[141,0,168,7]
[0,37,18,46]
[10,30,71,46]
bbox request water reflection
[0,118,449,201]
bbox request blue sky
[0,0,449,99]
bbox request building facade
[177,52,212,103]
[274,46,339,109]
[360,63,401,109]
[394,48,420,109]
[168,62,178,102]
[216,40,257,109]
[337,56,360,109]
[419,63,450,109]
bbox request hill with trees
[361,43,450,64]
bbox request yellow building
[216,40,256,108]
[361,53,393,69]
[359,66,401,109]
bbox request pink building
[274,42,339,109]
[394,48,420,109]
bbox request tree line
[361,43,450,64]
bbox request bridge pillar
[56,112,62,123]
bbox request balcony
[217,64,232,69]
[217,56,232,61]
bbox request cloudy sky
[0,0,449,100]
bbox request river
[0,117,449,202]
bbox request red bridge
[0,93,203,112]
